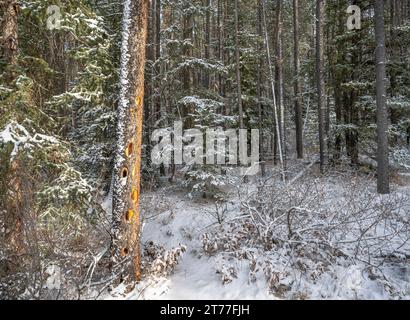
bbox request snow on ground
[137,190,273,300]
[105,164,410,300]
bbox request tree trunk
[155,0,162,119]
[275,0,286,168]
[257,0,265,176]
[144,0,154,171]
[292,0,303,159]
[315,0,326,172]
[333,1,344,163]
[261,0,285,181]
[374,0,390,194]
[204,0,211,89]
[349,0,360,166]
[389,0,402,142]
[234,0,244,129]
[1,0,22,257]
[111,0,149,282]
[218,0,226,115]
[182,5,194,128]
[1,0,19,80]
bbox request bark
[111,0,149,281]
[1,0,19,80]
[155,0,162,118]
[1,0,22,256]
[374,0,390,194]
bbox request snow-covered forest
[0,0,409,300]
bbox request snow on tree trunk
[111,0,149,281]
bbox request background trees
[1,0,410,298]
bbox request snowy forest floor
[104,160,410,300]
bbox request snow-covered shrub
[203,201,230,224]
[142,241,186,278]
[216,264,238,285]
[202,172,410,299]
[391,147,410,170]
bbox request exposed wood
[111,0,149,281]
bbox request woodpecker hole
[125,142,133,157]
[121,247,129,257]
[125,209,134,222]
[131,189,138,203]
[121,167,128,179]
[136,96,142,107]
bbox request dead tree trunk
[111,0,149,282]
